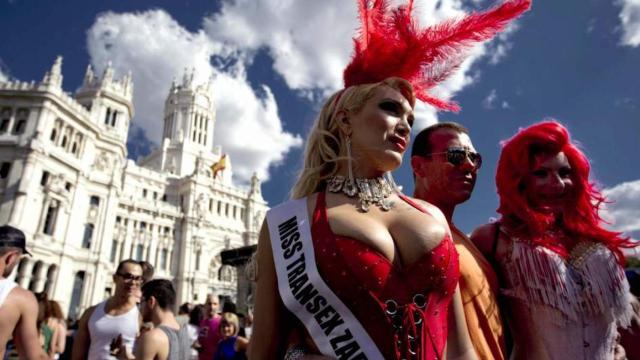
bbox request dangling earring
[344,135,357,196]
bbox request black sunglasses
[425,147,482,169]
[116,272,144,283]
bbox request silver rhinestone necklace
[327,175,395,212]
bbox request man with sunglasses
[73,259,143,360]
[411,122,506,360]
[0,225,48,360]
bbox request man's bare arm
[133,329,166,360]
[71,306,95,360]
[13,289,48,360]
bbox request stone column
[32,263,49,293]
[17,259,34,289]
[9,155,38,225]
[45,266,58,297]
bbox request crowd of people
[0,245,252,360]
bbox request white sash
[266,198,384,360]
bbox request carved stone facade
[0,57,267,319]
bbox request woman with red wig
[471,120,634,359]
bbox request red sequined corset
[312,192,459,360]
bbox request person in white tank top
[0,225,48,360]
[72,259,143,360]
[111,279,192,360]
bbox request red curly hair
[495,120,632,263]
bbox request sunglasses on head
[425,147,482,169]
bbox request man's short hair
[178,302,191,315]
[141,279,176,310]
[411,122,469,158]
[139,261,154,283]
[115,259,143,274]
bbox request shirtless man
[72,259,142,360]
[411,122,507,360]
[0,225,48,359]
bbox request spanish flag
[211,154,226,178]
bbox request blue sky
[1,0,638,240]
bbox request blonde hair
[219,312,240,336]
[291,77,415,199]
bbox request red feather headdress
[343,0,531,111]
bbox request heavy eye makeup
[558,166,572,178]
[531,166,572,179]
[531,169,548,178]
[378,99,414,127]
[379,100,401,114]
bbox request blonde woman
[250,78,474,360]
[249,1,529,358]
[214,312,248,360]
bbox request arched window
[28,261,44,291]
[0,119,10,133]
[218,265,236,283]
[82,223,94,249]
[136,244,144,261]
[50,129,57,141]
[44,265,58,297]
[12,120,26,135]
[68,271,85,321]
[160,248,168,270]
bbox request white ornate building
[0,57,268,319]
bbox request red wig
[495,120,632,263]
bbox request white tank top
[88,300,139,360]
[0,278,17,308]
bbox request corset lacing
[384,293,441,360]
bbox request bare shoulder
[75,305,97,330]
[469,222,498,257]
[142,328,168,343]
[405,196,448,225]
[306,192,319,216]
[79,305,97,321]
[8,287,37,310]
[236,336,249,346]
[136,328,168,357]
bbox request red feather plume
[343,0,531,112]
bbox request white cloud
[483,89,498,109]
[211,72,302,181]
[202,0,356,98]
[203,0,523,125]
[603,179,640,240]
[86,10,301,183]
[586,18,597,34]
[618,0,640,47]
[482,89,511,110]
[85,1,527,181]
[0,58,9,82]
